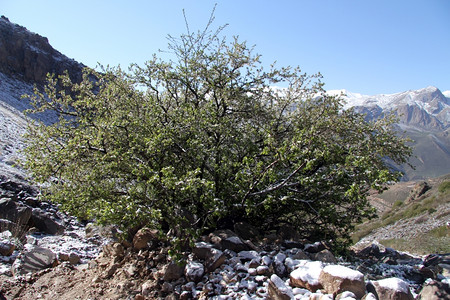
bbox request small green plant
[392,200,403,208]
[428,225,450,238]
[0,221,28,250]
[438,181,450,194]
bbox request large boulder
[11,246,57,275]
[371,278,414,300]
[318,265,366,299]
[418,280,450,299]
[290,260,324,292]
[0,198,32,226]
[30,207,65,234]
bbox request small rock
[336,291,357,299]
[69,252,80,265]
[179,291,193,300]
[102,242,125,258]
[163,261,185,281]
[313,249,337,263]
[105,263,119,278]
[292,249,310,260]
[248,268,257,276]
[355,243,382,259]
[239,250,260,261]
[134,294,145,300]
[161,281,174,293]
[141,280,157,296]
[304,241,326,254]
[185,261,204,282]
[362,293,378,300]
[205,248,226,272]
[221,236,249,252]
[0,241,15,256]
[132,227,159,250]
[268,274,294,300]
[256,265,269,275]
[192,241,214,260]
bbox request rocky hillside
[0,16,84,85]
[355,173,450,249]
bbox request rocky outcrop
[0,177,65,235]
[0,16,84,85]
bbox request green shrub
[22,18,412,252]
[392,200,403,208]
[438,181,450,194]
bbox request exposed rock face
[0,16,84,85]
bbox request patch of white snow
[322,265,364,281]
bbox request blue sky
[1,0,449,95]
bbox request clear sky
[1,0,449,95]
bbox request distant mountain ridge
[328,87,450,180]
[328,86,449,130]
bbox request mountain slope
[353,174,450,255]
[329,87,450,180]
[0,16,85,181]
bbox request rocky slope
[0,15,84,85]
[354,174,450,255]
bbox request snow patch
[443,90,450,98]
[290,260,324,286]
[322,265,364,281]
[376,277,410,294]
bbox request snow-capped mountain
[328,87,450,180]
[328,86,449,131]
